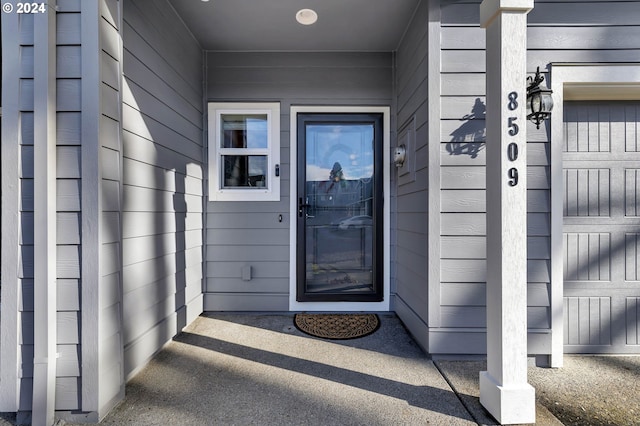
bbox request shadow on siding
[446,97,486,158]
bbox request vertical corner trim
[0,7,22,413]
[31,4,58,425]
[80,0,104,414]
[427,0,442,328]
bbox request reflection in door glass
[304,124,375,296]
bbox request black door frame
[296,112,384,302]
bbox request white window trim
[208,102,280,201]
[550,63,640,368]
[288,105,391,312]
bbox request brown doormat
[294,313,380,340]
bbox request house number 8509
[507,91,519,187]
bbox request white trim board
[549,63,640,368]
[427,0,442,327]
[0,8,21,412]
[289,106,391,312]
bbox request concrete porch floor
[83,313,561,425]
[3,313,639,425]
[98,313,484,425]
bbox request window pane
[305,124,374,180]
[222,155,268,188]
[221,114,268,149]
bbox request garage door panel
[564,296,611,346]
[565,297,579,345]
[626,233,640,282]
[625,169,640,216]
[563,232,610,282]
[594,297,612,345]
[623,105,639,152]
[626,129,640,152]
[563,101,640,354]
[564,103,640,154]
[627,297,640,345]
[564,104,613,153]
[563,168,610,217]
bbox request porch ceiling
[168,0,420,52]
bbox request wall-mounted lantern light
[526,66,553,129]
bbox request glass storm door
[296,113,383,302]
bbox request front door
[296,113,383,302]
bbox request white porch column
[479,0,535,424]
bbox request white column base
[480,371,536,424]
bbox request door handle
[298,197,311,217]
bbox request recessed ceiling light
[296,9,318,25]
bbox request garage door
[563,101,640,353]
